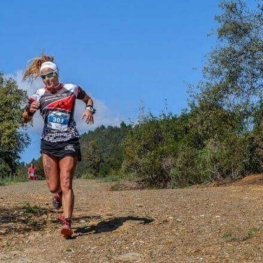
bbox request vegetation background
[2,0,263,188]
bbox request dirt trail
[1,177,263,262]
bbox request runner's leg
[59,156,77,218]
[42,153,61,193]
[59,156,77,219]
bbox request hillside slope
[1,176,263,262]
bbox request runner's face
[40,68,59,90]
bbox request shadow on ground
[0,205,51,235]
[74,216,154,235]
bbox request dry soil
[1,176,263,262]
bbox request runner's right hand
[30,101,40,113]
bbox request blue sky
[0,0,221,163]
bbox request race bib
[47,111,70,132]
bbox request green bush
[123,112,187,187]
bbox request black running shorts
[40,138,82,161]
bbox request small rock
[11,250,21,256]
[105,213,114,216]
[0,228,8,234]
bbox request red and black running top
[25,83,86,143]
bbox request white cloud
[6,70,123,136]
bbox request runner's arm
[22,101,40,123]
[82,94,93,108]
[81,94,95,124]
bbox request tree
[187,0,263,179]
[0,72,30,177]
[198,0,263,127]
[75,122,132,177]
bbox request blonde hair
[23,54,55,81]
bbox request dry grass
[1,175,263,262]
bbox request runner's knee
[47,182,61,193]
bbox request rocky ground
[1,176,263,262]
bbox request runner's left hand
[81,110,94,124]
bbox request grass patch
[80,173,96,179]
[246,227,260,239]
[102,175,122,182]
[222,232,232,239]
[0,177,28,186]
[24,202,40,214]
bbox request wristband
[86,105,96,114]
